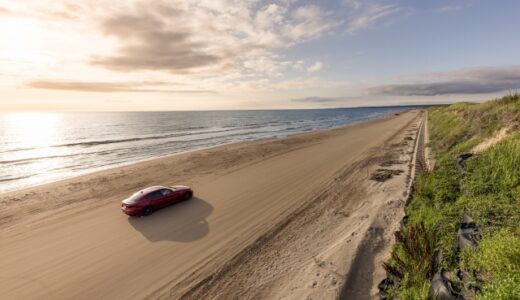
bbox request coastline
[0,109,409,197]
[0,110,422,299]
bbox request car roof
[140,186,168,195]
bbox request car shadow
[128,197,213,242]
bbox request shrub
[384,223,437,287]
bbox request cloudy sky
[1,0,519,111]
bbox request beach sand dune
[0,110,422,299]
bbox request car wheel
[142,206,153,216]
[183,192,193,201]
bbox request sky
[1,0,520,111]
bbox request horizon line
[0,103,449,113]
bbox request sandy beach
[0,110,424,299]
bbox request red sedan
[121,185,193,216]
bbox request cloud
[0,6,10,14]
[291,96,338,103]
[243,56,286,76]
[255,3,287,29]
[372,82,518,96]
[87,1,341,77]
[26,80,215,94]
[91,6,222,73]
[347,4,400,33]
[371,66,520,96]
[4,0,400,99]
[343,1,401,34]
[343,0,363,10]
[307,61,323,73]
[284,5,341,41]
[238,77,348,91]
[437,4,471,13]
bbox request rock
[456,214,481,250]
[462,214,474,224]
[457,269,478,298]
[433,250,443,273]
[429,270,463,300]
[331,278,337,286]
[455,153,474,173]
[378,277,395,300]
[370,169,404,182]
[399,215,409,229]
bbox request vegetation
[461,229,520,299]
[383,223,438,298]
[384,94,520,299]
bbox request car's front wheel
[142,206,154,216]
[183,191,193,201]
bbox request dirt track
[0,111,422,299]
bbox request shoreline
[0,109,407,196]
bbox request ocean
[0,106,419,193]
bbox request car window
[147,191,162,200]
[161,189,172,196]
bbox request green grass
[384,94,520,299]
[460,228,520,300]
[464,135,520,200]
[428,93,520,157]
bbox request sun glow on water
[0,113,67,186]
[1,112,62,149]
[0,112,67,177]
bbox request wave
[0,149,118,166]
[1,119,306,155]
[0,127,279,165]
[0,126,248,154]
[0,153,86,165]
[222,123,271,129]
[0,175,31,183]
[0,120,346,167]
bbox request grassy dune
[384,94,520,299]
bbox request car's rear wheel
[142,206,153,216]
[183,191,193,201]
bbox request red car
[121,185,193,216]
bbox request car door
[159,188,176,207]
[170,188,183,203]
[148,191,164,209]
